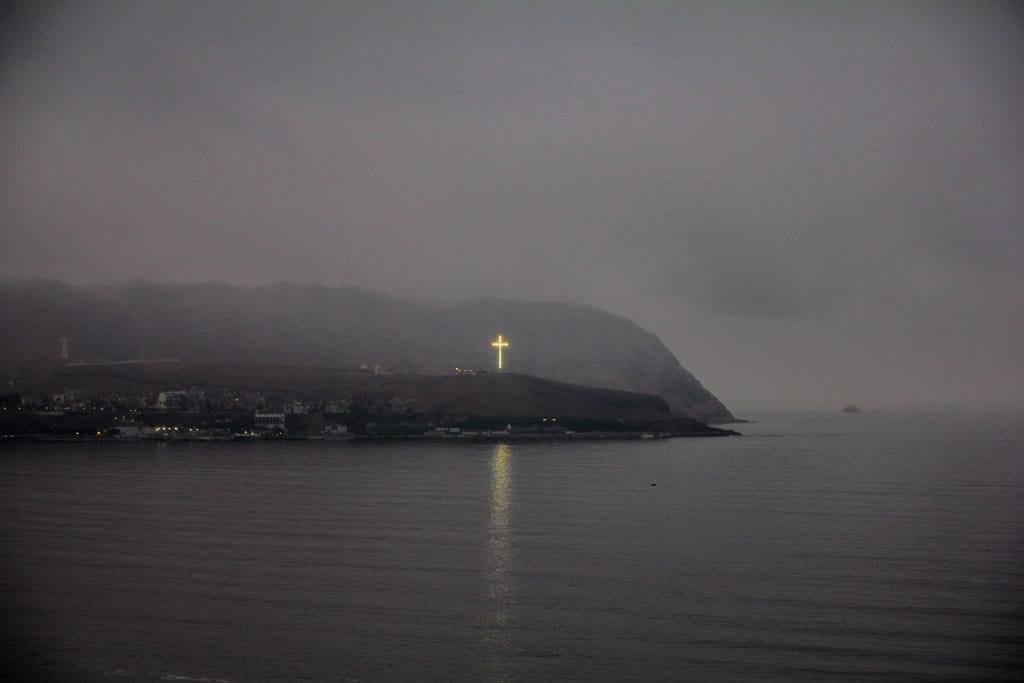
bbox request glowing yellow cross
[491,334,509,370]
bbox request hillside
[0,280,734,421]
[41,362,675,422]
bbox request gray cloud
[2,1,1022,406]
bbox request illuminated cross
[491,334,509,370]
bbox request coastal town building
[156,391,189,411]
[284,400,306,415]
[254,412,286,431]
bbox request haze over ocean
[2,410,1021,681]
[2,1,1023,406]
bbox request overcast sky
[2,1,1022,408]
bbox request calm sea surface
[2,411,1022,682]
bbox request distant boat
[842,404,861,414]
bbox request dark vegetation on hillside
[1,362,732,437]
[44,362,672,420]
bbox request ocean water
[1,411,1022,682]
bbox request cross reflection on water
[483,443,514,681]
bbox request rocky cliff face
[0,280,734,421]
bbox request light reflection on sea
[484,443,514,683]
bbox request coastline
[1,427,739,445]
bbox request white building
[254,413,286,431]
[284,400,306,415]
[156,391,189,411]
